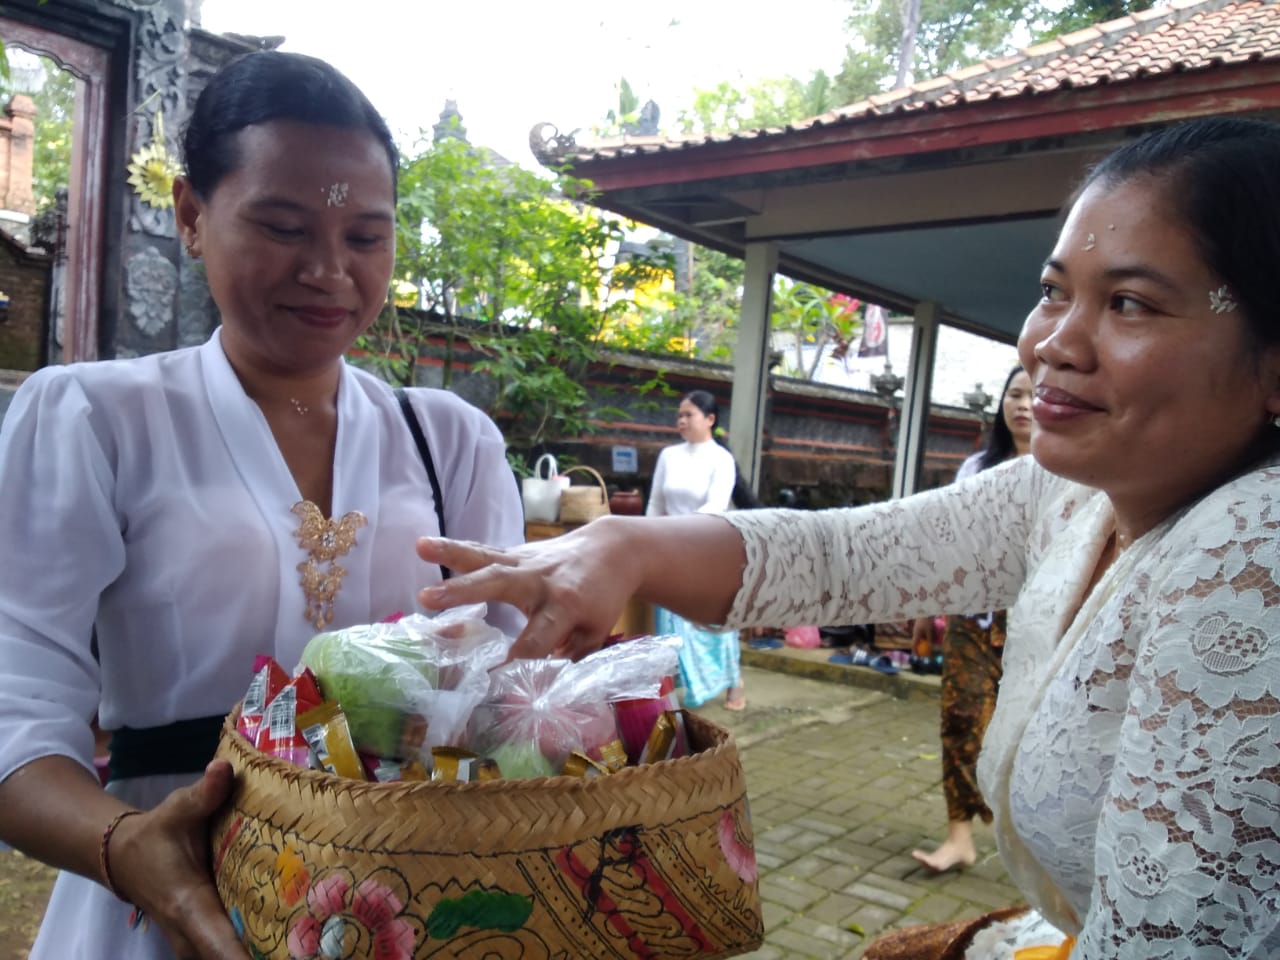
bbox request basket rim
[219,703,738,800]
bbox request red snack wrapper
[237,655,288,744]
[255,669,324,767]
[613,675,688,765]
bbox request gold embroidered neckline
[291,500,367,630]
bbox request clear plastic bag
[299,605,511,762]
[469,634,682,778]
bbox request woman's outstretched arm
[418,513,745,660]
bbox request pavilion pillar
[892,300,940,499]
[729,241,778,491]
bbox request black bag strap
[395,388,451,580]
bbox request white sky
[196,0,854,168]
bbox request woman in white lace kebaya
[420,117,1280,959]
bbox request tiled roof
[563,0,1280,162]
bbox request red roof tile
[563,0,1280,162]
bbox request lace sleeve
[1079,491,1280,958]
[720,455,1045,629]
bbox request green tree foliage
[1035,0,1155,36]
[770,280,863,380]
[361,135,670,453]
[833,0,1158,102]
[677,73,838,135]
[665,81,863,379]
[597,77,642,137]
[0,53,74,213]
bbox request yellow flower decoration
[127,111,181,209]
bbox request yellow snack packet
[298,701,367,781]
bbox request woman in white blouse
[422,117,1280,958]
[0,52,523,960]
[646,390,746,710]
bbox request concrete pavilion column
[892,300,941,499]
[729,241,778,492]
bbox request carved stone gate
[0,0,270,389]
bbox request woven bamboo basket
[557,465,611,525]
[210,707,762,960]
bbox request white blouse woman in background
[646,391,746,710]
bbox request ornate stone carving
[126,246,177,337]
[127,1,186,239]
[528,123,579,164]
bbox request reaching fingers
[419,557,544,617]
[416,537,516,577]
[508,606,576,661]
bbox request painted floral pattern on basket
[211,710,764,959]
[285,870,416,960]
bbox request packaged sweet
[639,710,681,765]
[236,655,288,744]
[361,753,429,782]
[298,700,366,781]
[561,750,610,778]
[611,670,691,762]
[430,746,481,782]
[254,669,324,767]
[299,606,510,762]
[469,634,681,778]
[614,673,689,764]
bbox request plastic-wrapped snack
[254,669,324,767]
[430,746,481,782]
[299,605,510,762]
[361,753,429,782]
[469,634,681,778]
[561,750,610,778]
[298,701,366,780]
[614,673,689,764]
[236,655,288,744]
[638,710,681,765]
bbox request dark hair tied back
[181,51,398,200]
[681,390,761,508]
[976,366,1024,472]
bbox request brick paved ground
[696,656,1024,960]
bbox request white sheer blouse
[722,455,1280,959]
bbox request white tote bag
[521,453,570,523]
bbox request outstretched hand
[416,517,641,661]
[110,759,248,959]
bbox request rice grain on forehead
[1076,118,1280,349]
[181,51,398,202]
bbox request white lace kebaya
[721,455,1280,959]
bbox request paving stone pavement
[693,660,1024,960]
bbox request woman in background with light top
[647,391,746,711]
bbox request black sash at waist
[106,714,226,782]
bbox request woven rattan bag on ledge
[210,707,763,960]
[557,465,611,525]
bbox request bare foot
[911,837,977,873]
[724,686,747,711]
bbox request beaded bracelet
[99,808,143,903]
